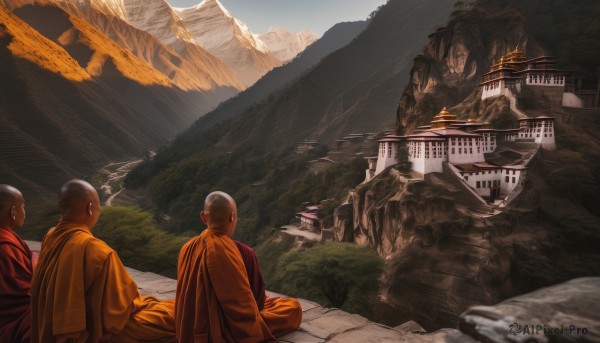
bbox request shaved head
[0,184,25,230]
[0,184,23,209]
[201,191,238,235]
[59,180,101,228]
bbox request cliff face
[336,148,600,329]
[396,7,544,133]
[333,2,600,330]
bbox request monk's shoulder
[0,241,30,264]
[84,236,116,262]
[203,231,238,260]
[0,231,30,258]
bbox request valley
[2,0,600,340]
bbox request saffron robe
[31,221,175,343]
[0,226,33,343]
[176,229,276,343]
[234,241,302,337]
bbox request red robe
[234,241,302,337]
[234,241,266,310]
[0,226,32,343]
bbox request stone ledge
[25,241,459,342]
[34,242,600,341]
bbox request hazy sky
[167,0,388,35]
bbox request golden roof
[431,107,459,128]
[505,46,526,62]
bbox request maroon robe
[233,240,302,337]
[234,240,267,310]
[0,226,33,343]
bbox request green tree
[94,206,189,278]
[272,243,384,314]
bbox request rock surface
[24,241,600,342]
[458,278,600,343]
[25,240,459,342]
[396,4,545,133]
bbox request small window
[465,176,469,181]
[512,177,516,183]
[476,181,480,188]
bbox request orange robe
[0,226,33,343]
[234,241,302,337]
[176,229,277,343]
[31,221,175,343]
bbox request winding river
[100,159,144,206]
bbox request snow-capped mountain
[173,0,281,86]
[45,0,199,50]
[118,0,198,49]
[257,27,319,62]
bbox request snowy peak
[174,0,281,86]
[62,0,198,49]
[174,0,269,54]
[119,0,197,48]
[258,27,319,62]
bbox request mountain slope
[125,0,457,234]
[3,0,244,95]
[118,0,197,49]
[257,27,318,62]
[343,0,600,329]
[154,0,456,159]
[0,3,225,196]
[187,20,369,135]
[174,0,281,86]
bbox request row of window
[474,176,516,188]
[527,74,564,84]
[483,81,501,91]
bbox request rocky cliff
[334,0,600,330]
[396,3,545,133]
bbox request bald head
[0,184,25,230]
[59,180,101,228]
[201,191,237,235]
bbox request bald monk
[176,191,302,342]
[31,179,176,343]
[234,240,303,337]
[0,185,32,343]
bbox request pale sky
[167,0,388,35]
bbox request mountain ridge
[257,27,318,62]
[173,0,281,86]
[0,3,232,196]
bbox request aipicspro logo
[508,323,589,337]
[509,322,522,336]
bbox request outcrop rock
[458,277,600,343]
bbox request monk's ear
[87,201,93,216]
[10,206,16,220]
[200,211,208,224]
[229,212,234,222]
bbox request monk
[234,240,303,337]
[176,191,302,342]
[0,185,32,343]
[31,179,176,343]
